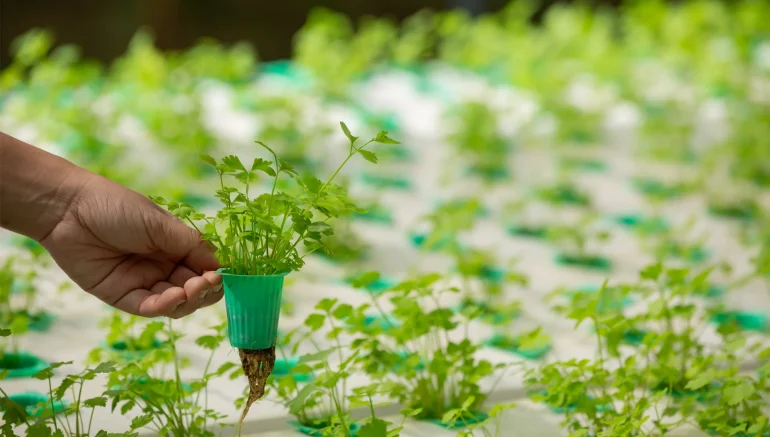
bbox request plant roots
[236,345,276,435]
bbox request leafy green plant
[446,101,510,182]
[152,122,397,275]
[267,299,369,436]
[107,321,230,437]
[351,273,508,425]
[546,213,612,270]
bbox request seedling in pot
[88,312,169,364]
[446,100,512,184]
[546,214,612,272]
[0,247,58,333]
[350,273,509,426]
[18,360,136,437]
[533,180,592,208]
[268,300,369,436]
[153,122,398,429]
[108,321,230,437]
[486,328,552,361]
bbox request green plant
[0,354,136,437]
[152,122,397,275]
[267,300,368,436]
[351,273,509,425]
[446,101,510,181]
[546,213,612,269]
[107,321,230,437]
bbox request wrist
[0,132,93,241]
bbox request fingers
[114,284,187,318]
[115,271,223,318]
[168,274,224,317]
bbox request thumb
[148,208,220,273]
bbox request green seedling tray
[453,299,519,325]
[560,157,607,172]
[3,391,67,417]
[711,311,768,332]
[392,350,425,372]
[363,314,400,331]
[569,284,632,312]
[27,311,57,332]
[426,411,489,430]
[651,380,717,403]
[359,173,412,190]
[485,334,551,360]
[105,338,165,360]
[352,206,394,224]
[614,213,669,234]
[555,254,613,272]
[508,224,549,239]
[0,351,50,379]
[708,203,758,221]
[632,178,684,199]
[467,165,510,181]
[343,275,396,295]
[289,420,360,436]
[273,357,313,383]
[528,390,611,414]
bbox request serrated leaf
[222,155,246,171]
[199,154,217,166]
[130,414,153,430]
[359,150,378,164]
[83,396,107,408]
[93,361,116,374]
[297,348,335,365]
[374,131,400,145]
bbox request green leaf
[251,158,275,176]
[222,155,246,171]
[287,384,320,414]
[93,361,116,374]
[315,298,337,312]
[724,381,755,406]
[83,396,107,408]
[340,121,359,143]
[0,328,9,337]
[374,131,400,145]
[130,414,154,430]
[304,313,326,330]
[358,418,389,437]
[349,271,381,289]
[199,154,217,167]
[195,335,222,350]
[54,377,75,400]
[297,348,336,364]
[358,150,378,164]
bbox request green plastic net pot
[219,269,287,350]
[0,351,50,379]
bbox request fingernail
[199,288,209,301]
[172,301,184,312]
[213,283,223,293]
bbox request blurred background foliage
[2,0,631,68]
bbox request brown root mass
[236,345,276,435]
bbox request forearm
[0,132,91,241]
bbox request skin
[0,132,222,318]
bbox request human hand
[40,173,223,318]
